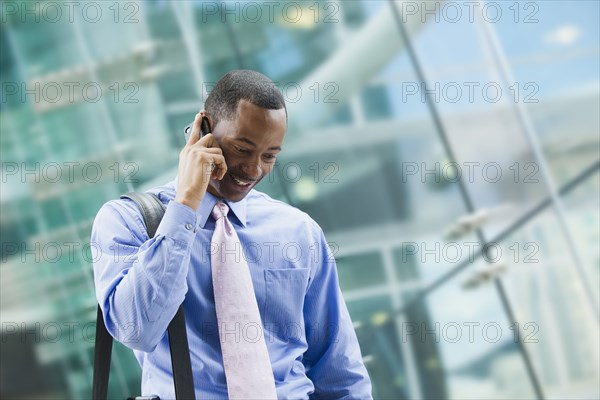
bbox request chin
[224,191,247,202]
[210,180,255,202]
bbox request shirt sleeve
[302,224,373,399]
[91,198,199,352]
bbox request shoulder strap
[120,192,166,237]
[93,193,196,400]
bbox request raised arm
[91,199,198,352]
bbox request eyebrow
[235,137,282,151]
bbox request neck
[207,184,224,200]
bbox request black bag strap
[121,192,166,238]
[93,303,113,400]
[93,192,196,400]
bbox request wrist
[174,194,201,211]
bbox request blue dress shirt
[91,177,372,399]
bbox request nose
[241,161,263,180]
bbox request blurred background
[1,0,599,398]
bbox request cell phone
[183,116,211,141]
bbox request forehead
[227,100,287,142]
[233,99,286,125]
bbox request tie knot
[211,201,229,221]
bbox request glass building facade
[1,1,599,398]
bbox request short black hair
[205,70,287,126]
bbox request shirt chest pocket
[263,268,310,335]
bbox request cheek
[221,147,232,159]
[221,149,239,166]
[266,163,276,172]
[262,164,275,176]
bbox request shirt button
[185,223,193,230]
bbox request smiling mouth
[228,172,254,187]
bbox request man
[92,70,372,399]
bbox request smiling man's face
[206,99,287,202]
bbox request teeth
[231,174,250,185]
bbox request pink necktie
[210,201,278,399]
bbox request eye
[263,154,277,162]
[235,146,250,153]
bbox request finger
[187,113,202,146]
[195,133,222,150]
[209,154,227,180]
[202,147,223,155]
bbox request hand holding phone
[175,113,227,211]
[184,116,211,141]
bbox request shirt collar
[170,175,247,228]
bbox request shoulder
[145,179,177,205]
[103,179,176,219]
[246,189,323,236]
[247,189,313,221]
[92,180,176,242]
[92,197,148,244]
